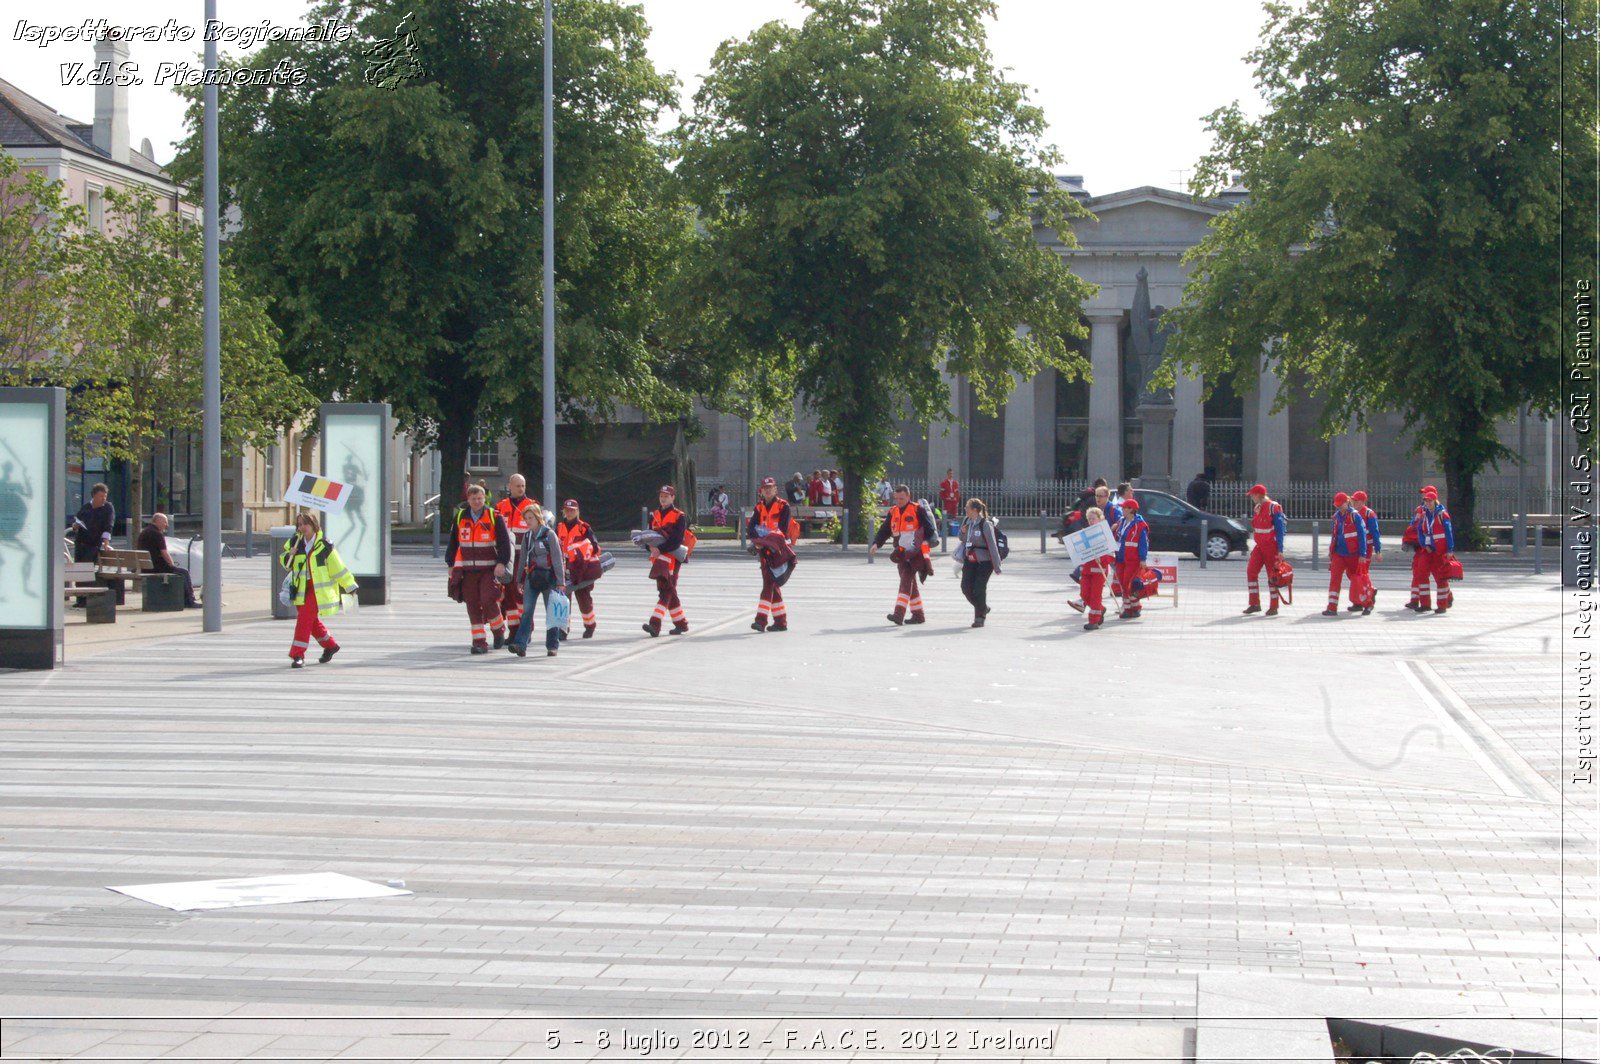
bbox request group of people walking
[277,473,1465,665]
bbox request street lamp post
[542,0,556,511]
[201,0,222,633]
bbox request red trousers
[500,577,524,629]
[1081,559,1111,623]
[460,568,506,647]
[289,573,336,660]
[647,559,684,631]
[1327,554,1360,609]
[1410,547,1453,608]
[1246,542,1280,608]
[893,557,925,620]
[755,565,787,628]
[573,585,596,630]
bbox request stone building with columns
[684,175,1557,508]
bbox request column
[1253,347,1290,487]
[1172,366,1204,487]
[1086,312,1123,483]
[1001,370,1036,481]
[1033,368,1057,479]
[1328,418,1368,487]
[926,369,964,483]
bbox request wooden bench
[63,561,115,624]
[95,548,187,612]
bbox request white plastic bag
[546,589,571,633]
[278,573,293,608]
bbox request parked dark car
[1132,489,1250,560]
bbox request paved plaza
[0,541,1594,1061]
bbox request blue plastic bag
[546,589,571,634]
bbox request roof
[0,76,171,182]
[1083,185,1237,217]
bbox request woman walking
[508,502,567,658]
[955,498,1002,628]
[280,512,359,668]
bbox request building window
[263,443,280,501]
[85,186,103,232]
[1203,372,1245,482]
[467,425,501,470]
[1054,364,1089,481]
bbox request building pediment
[1052,186,1243,255]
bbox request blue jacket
[1358,506,1381,555]
[1117,514,1149,562]
[1413,506,1454,552]
[1331,509,1368,557]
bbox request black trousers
[961,560,993,618]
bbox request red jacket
[939,478,961,517]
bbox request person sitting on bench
[135,513,199,608]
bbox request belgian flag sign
[284,470,352,514]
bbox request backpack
[918,500,941,548]
[681,526,698,558]
[1350,568,1376,608]
[992,523,1010,560]
[1267,557,1295,604]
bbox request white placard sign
[1065,521,1116,565]
[109,872,412,912]
[283,470,353,514]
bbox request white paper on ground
[107,872,412,911]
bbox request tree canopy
[1163,0,1593,535]
[673,0,1095,517]
[0,151,100,380]
[171,0,696,491]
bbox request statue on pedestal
[1127,266,1174,406]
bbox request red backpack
[1268,557,1295,604]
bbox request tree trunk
[1442,450,1477,549]
[126,451,143,546]
[437,418,471,514]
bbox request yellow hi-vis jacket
[280,532,358,617]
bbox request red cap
[1422,488,1439,501]
[562,498,578,509]
[760,476,776,487]
[1333,492,1350,506]
[1122,498,1139,512]
[1248,484,1268,497]
[658,485,676,497]
[1351,490,1368,503]
[1419,484,1436,495]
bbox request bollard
[431,507,440,559]
[842,508,851,550]
[1513,513,1525,557]
[1039,510,1047,554]
[244,509,254,559]
[739,513,747,550]
[1199,519,1208,569]
[1311,525,1320,572]
[641,507,649,532]
[867,514,876,563]
[1534,523,1543,574]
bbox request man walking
[746,476,795,632]
[447,483,512,653]
[1324,492,1368,617]
[496,474,539,634]
[643,485,689,637]
[1244,483,1287,616]
[869,484,936,625]
[1112,498,1150,619]
[68,482,115,563]
[1348,490,1380,614]
[1409,487,1456,613]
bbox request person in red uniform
[642,485,689,637]
[1408,487,1456,613]
[1076,506,1116,630]
[869,484,936,624]
[495,474,540,634]
[807,470,825,506]
[1323,492,1369,616]
[939,468,961,519]
[446,483,513,653]
[1347,490,1381,614]
[1111,498,1150,618]
[745,476,796,632]
[556,499,602,638]
[1244,483,1287,615]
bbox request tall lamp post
[541,0,557,511]
[201,0,222,633]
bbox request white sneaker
[1068,599,1086,613]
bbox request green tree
[1164,0,1593,539]
[67,187,315,524]
[672,0,1095,524]
[0,150,101,380]
[171,0,695,496]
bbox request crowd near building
[1,45,1562,532]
